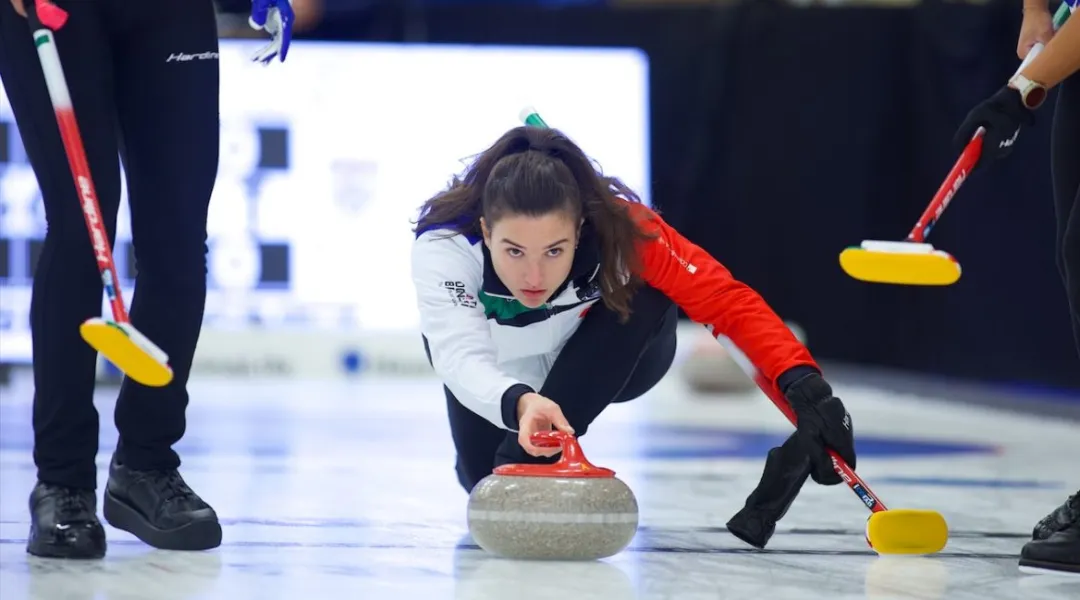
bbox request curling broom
[27,0,173,387]
[745,368,948,554]
[710,322,949,554]
[520,105,948,554]
[840,3,1070,286]
[728,340,949,555]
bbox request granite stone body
[467,474,639,560]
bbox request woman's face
[482,210,579,308]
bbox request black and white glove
[953,85,1037,169]
[784,372,856,486]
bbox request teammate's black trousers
[1051,71,1080,362]
[437,284,677,492]
[0,0,219,490]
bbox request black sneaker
[1020,522,1080,575]
[1020,492,1080,576]
[26,482,106,559]
[103,457,221,551]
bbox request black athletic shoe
[1020,492,1080,576]
[1020,522,1080,575]
[1032,491,1079,540]
[103,457,221,551]
[26,482,106,559]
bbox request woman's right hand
[1018,4,1055,59]
[516,392,575,457]
[11,0,27,17]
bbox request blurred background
[2,0,1078,397]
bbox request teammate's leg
[1050,71,1080,363]
[99,0,222,552]
[0,0,121,559]
[1018,69,1080,576]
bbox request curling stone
[467,431,638,561]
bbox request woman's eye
[507,248,523,258]
[547,248,563,257]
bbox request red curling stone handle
[492,430,616,478]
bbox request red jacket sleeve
[628,202,819,384]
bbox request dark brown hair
[414,125,655,320]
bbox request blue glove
[248,0,295,64]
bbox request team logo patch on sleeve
[442,281,477,308]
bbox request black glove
[727,432,812,549]
[953,85,1036,169]
[784,372,855,485]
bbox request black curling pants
[1051,71,1080,364]
[0,0,219,489]
[437,285,677,493]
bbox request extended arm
[626,202,856,485]
[626,203,820,390]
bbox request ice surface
[1,372,1078,600]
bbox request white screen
[0,40,650,363]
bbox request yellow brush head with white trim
[840,241,961,286]
[80,318,173,387]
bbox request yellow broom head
[80,318,173,387]
[865,509,949,555]
[840,241,961,286]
